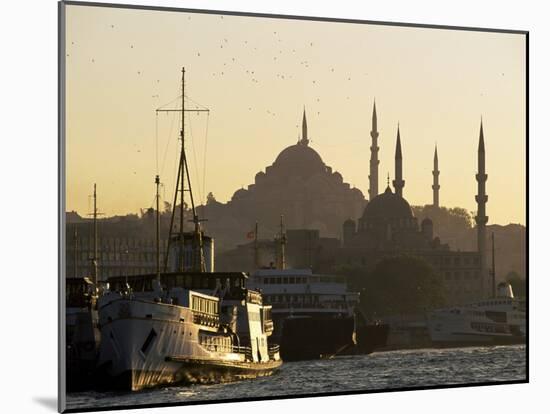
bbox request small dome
[231,188,248,201]
[361,186,413,219]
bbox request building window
[445,272,451,280]
[454,272,460,280]
[454,257,460,266]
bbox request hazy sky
[64,4,526,225]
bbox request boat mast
[91,183,98,285]
[73,225,78,278]
[160,67,209,273]
[491,232,496,297]
[155,175,161,281]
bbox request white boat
[427,282,526,347]
[96,272,280,391]
[95,67,280,391]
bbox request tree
[206,192,217,205]
[505,271,526,298]
[357,255,446,317]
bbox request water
[67,345,526,410]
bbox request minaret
[368,100,380,201]
[300,108,309,146]
[475,120,488,294]
[432,145,440,208]
[392,124,405,197]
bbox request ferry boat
[66,277,100,391]
[249,267,359,360]
[427,282,526,347]
[95,67,281,391]
[96,272,280,391]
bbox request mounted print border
[59,1,528,412]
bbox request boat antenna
[159,67,210,272]
[155,175,161,281]
[491,232,496,297]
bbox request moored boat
[250,267,359,360]
[95,67,281,391]
[427,282,525,347]
[66,277,100,391]
[96,272,281,391]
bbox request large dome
[272,142,326,176]
[362,186,413,219]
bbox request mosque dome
[362,186,413,220]
[273,142,325,177]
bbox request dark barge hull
[279,316,355,361]
[355,323,390,354]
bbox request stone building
[336,103,492,305]
[197,110,366,250]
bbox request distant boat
[66,185,101,392]
[66,277,100,391]
[427,282,526,347]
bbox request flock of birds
[66,12,501,130]
[66,13,381,122]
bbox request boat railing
[231,345,253,360]
[264,320,274,333]
[192,310,220,328]
[269,302,351,310]
[268,344,280,359]
[246,290,263,305]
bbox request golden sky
[64,4,526,225]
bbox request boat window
[283,277,288,284]
[276,277,281,284]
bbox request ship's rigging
[156,67,210,273]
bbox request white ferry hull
[427,314,525,347]
[97,297,243,391]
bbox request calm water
[67,345,526,410]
